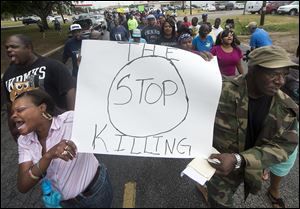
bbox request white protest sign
[71,40,222,158]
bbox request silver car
[93,15,107,30]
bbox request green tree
[1,1,26,21]
[1,1,75,29]
[54,1,73,24]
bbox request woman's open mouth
[15,121,25,130]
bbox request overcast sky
[81,1,217,8]
[86,1,134,8]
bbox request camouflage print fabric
[208,74,299,207]
[207,169,244,207]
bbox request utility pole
[243,1,247,15]
[260,1,267,26]
[190,1,192,15]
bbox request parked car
[93,15,107,30]
[162,6,169,11]
[266,1,293,14]
[215,3,226,10]
[22,16,41,25]
[234,3,245,10]
[215,2,234,10]
[47,16,55,22]
[72,17,105,39]
[168,6,175,11]
[17,16,24,21]
[246,1,263,14]
[202,4,216,12]
[277,1,299,15]
[77,13,90,20]
[52,16,69,23]
[225,2,234,10]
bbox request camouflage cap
[248,45,298,69]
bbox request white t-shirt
[189,25,201,38]
[212,26,224,40]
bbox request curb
[42,45,64,57]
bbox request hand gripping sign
[72,41,222,158]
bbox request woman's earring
[42,112,53,120]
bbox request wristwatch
[233,153,242,170]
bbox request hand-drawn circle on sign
[107,56,189,137]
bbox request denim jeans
[60,163,113,208]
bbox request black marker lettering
[136,78,154,104]
[114,74,132,105]
[177,138,191,155]
[92,124,108,152]
[130,137,141,154]
[144,136,160,155]
[165,138,176,154]
[115,134,126,151]
[145,82,162,104]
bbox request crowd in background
[103,9,245,77]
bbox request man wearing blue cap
[129,29,147,43]
[199,13,208,26]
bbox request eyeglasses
[264,70,290,81]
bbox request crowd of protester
[103,10,247,76]
[2,8,299,208]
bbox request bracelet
[36,161,47,178]
[233,153,242,170]
[28,167,40,180]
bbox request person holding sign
[204,46,298,207]
[11,89,113,208]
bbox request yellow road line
[123,181,136,208]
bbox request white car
[246,1,263,14]
[277,1,299,15]
[47,16,55,22]
[22,16,41,25]
[93,15,107,29]
[235,3,245,10]
[52,16,69,23]
[202,5,216,12]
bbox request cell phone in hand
[207,158,221,165]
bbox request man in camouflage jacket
[206,46,299,207]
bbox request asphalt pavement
[1,108,299,208]
[1,29,299,208]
